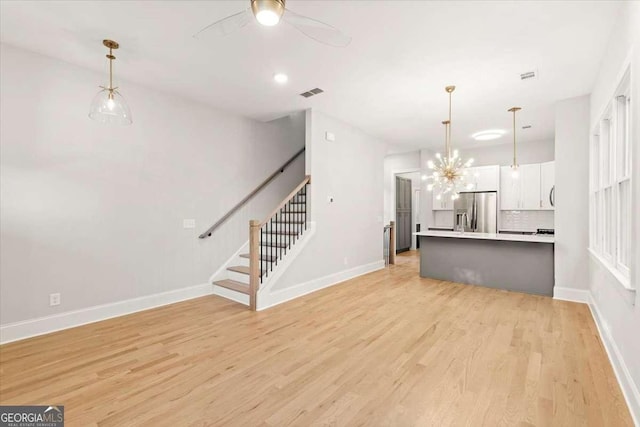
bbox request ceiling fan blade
[283,9,351,47]
[193,8,253,39]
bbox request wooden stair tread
[240,253,276,262]
[213,279,249,294]
[260,242,288,248]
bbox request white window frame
[589,69,632,287]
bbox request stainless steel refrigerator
[453,191,497,233]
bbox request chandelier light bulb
[427,160,435,169]
[511,166,520,179]
[107,97,115,111]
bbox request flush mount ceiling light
[471,129,507,141]
[194,0,351,47]
[88,40,132,125]
[424,86,475,201]
[508,107,522,178]
[273,73,288,84]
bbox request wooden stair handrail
[258,175,310,227]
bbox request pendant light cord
[512,110,516,166]
[447,90,452,160]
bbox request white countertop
[414,230,554,243]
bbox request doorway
[395,171,421,252]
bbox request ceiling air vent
[300,88,324,98]
[520,71,537,80]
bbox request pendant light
[508,107,521,178]
[89,40,132,125]
[425,86,474,200]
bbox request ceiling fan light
[251,0,285,26]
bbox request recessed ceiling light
[273,73,288,84]
[472,129,507,141]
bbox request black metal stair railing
[259,182,308,284]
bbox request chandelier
[424,86,474,201]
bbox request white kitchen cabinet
[500,164,541,210]
[432,192,454,210]
[466,165,499,192]
[500,166,519,209]
[520,164,541,209]
[540,161,555,210]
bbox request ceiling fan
[194,0,351,48]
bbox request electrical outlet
[183,219,196,229]
[49,293,61,306]
[325,131,336,142]
[344,257,349,266]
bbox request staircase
[212,176,310,310]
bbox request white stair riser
[267,223,307,232]
[212,285,250,306]
[227,270,251,284]
[235,256,249,267]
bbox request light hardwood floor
[0,252,633,426]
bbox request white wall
[554,95,590,292]
[383,151,420,225]
[460,139,554,167]
[0,44,305,327]
[271,109,387,291]
[587,2,640,422]
[418,149,435,229]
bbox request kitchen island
[415,230,554,296]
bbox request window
[589,70,632,284]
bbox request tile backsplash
[500,210,554,232]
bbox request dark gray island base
[417,232,555,296]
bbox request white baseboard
[553,286,590,303]
[588,294,640,425]
[0,283,213,345]
[257,259,385,311]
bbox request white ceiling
[0,1,621,149]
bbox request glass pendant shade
[88,89,132,125]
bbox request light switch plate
[325,131,336,142]
[183,219,196,229]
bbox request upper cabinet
[432,192,454,210]
[540,161,555,210]
[466,165,499,192]
[500,161,554,210]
